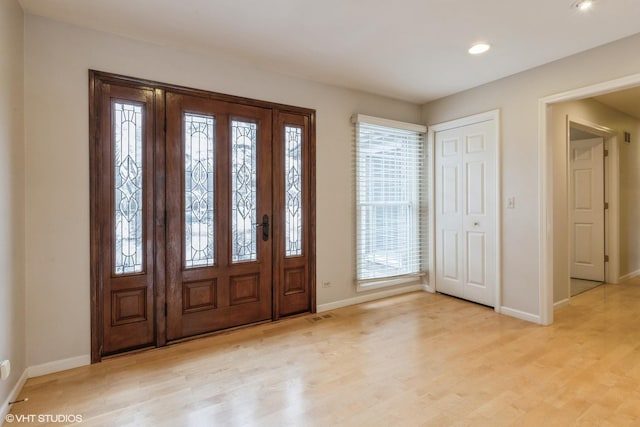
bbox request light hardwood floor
[6,279,640,426]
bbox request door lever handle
[255,214,269,241]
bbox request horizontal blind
[354,115,427,286]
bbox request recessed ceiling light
[468,43,491,55]
[575,0,594,11]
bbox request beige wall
[422,33,640,318]
[619,119,640,277]
[23,15,421,366]
[550,99,640,302]
[0,0,26,406]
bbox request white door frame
[539,72,640,325]
[428,109,502,312]
[566,118,619,294]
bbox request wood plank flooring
[6,278,640,426]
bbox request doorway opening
[540,72,640,325]
[567,120,618,298]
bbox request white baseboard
[317,284,425,313]
[1,369,28,421]
[423,283,435,293]
[499,306,541,324]
[28,355,90,378]
[554,298,570,309]
[618,269,640,283]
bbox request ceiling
[18,0,640,104]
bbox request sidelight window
[284,125,303,257]
[113,102,144,275]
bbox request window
[354,114,427,289]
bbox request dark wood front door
[90,71,316,361]
[165,93,273,340]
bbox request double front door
[90,72,315,360]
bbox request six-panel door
[435,119,497,307]
[569,137,605,282]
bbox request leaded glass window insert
[184,113,216,268]
[113,102,144,275]
[285,126,303,257]
[231,120,258,263]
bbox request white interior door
[434,118,497,307]
[570,137,604,282]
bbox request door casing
[565,118,619,302]
[539,73,640,326]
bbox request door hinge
[604,202,609,210]
[604,149,609,157]
[605,255,609,262]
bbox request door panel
[165,93,272,340]
[99,84,156,354]
[436,135,464,297]
[274,112,313,317]
[466,162,485,215]
[570,137,604,281]
[442,165,459,214]
[466,231,485,286]
[435,119,496,307]
[442,230,459,280]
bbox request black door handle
[256,214,269,241]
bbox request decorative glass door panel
[166,94,272,340]
[184,113,216,268]
[113,102,145,274]
[231,120,258,263]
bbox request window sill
[356,274,426,293]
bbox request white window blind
[354,114,427,288]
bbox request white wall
[550,98,640,302]
[23,15,421,366]
[0,0,26,407]
[422,33,640,319]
